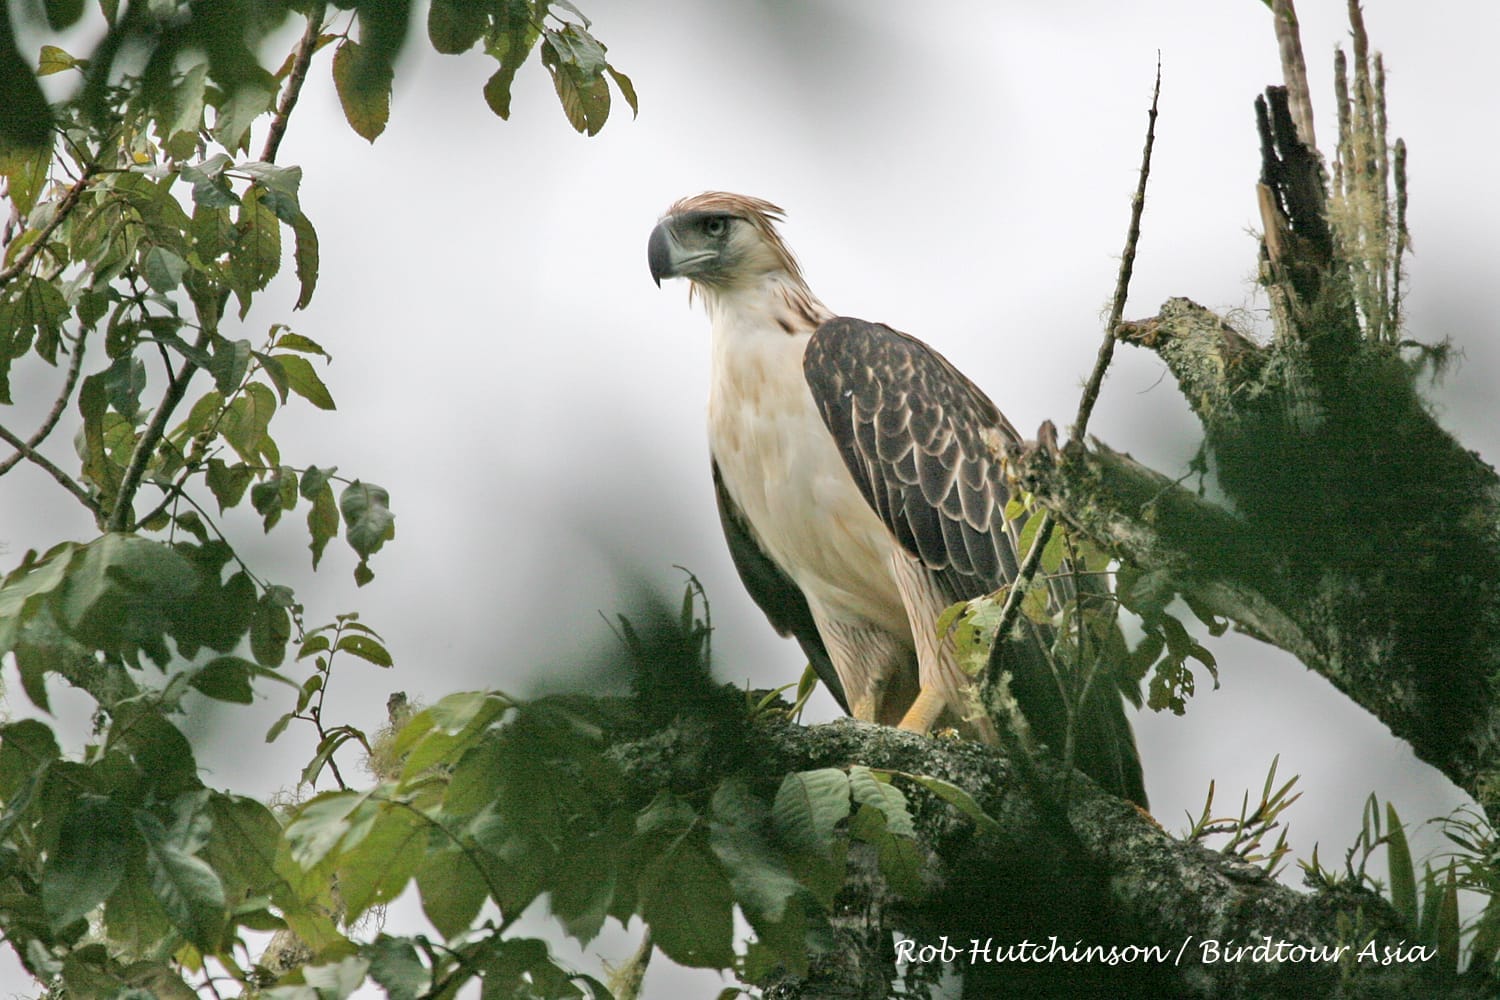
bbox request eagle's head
[648,191,805,291]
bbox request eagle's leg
[814,613,917,726]
[895,688,947,735]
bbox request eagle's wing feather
[712,458,850,712]
[803,317,1021,599]
[804,317,1147,806]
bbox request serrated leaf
[772,769,849,859]
[332,40,391,143]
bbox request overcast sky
[6,0,1500,994]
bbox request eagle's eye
[704,216,729,238]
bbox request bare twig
[982,59,1161,700]
[107,333,207,532]
[260,3,328,164]
[0,420,101,517]
[0,329,86,477]
[0,165,98,290]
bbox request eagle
[648,192,1145,806]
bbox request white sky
[4,0,1500,995]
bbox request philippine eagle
[648,192,1145,806]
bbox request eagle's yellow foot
[896,688,947,736]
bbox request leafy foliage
[0,0,634,994]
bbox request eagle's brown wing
[803,317,1146,807]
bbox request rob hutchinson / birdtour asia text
[894,936,1437,968]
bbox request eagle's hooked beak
[647,220,675,287]
[648,217,718,287]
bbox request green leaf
[1437,863,1460,974]
[606,65,637,117]
[206,458,253,511]
[847,766,915,839]
[332,40,392,143]
[428,0,487,54]
[366,935,429,1000]
[189,655,256,704]
[303,955,372,998]
[708,784,803,928]
[341,480,395,580]
[291,209,320,310]
[251,589,292,667]
[212,80,274,155]
[541,36,611,136]
[142,245,189,293]
[42,795,134,929]
[337,805,427,921]
[285,790,370,870]
[415,845,489,940]
[37,44,80,76]
[203,793,283,900]
[772,768,850,859]
[165,64,209,153]
[275,353,336,409]
[848,805,924,898]
[308,484,340,569]
[1385,802,1417,927]
[230,187,282,306]
[639,834,734,968]
[890,771,1001,835]
[336,631,393,667]
[134,806,227,950]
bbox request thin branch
[259,3,328,165]
[0,329,86,477]
[983,59,1161,699]
[107,334,207,532]
[0,421,101,517]
[0,164,98,290]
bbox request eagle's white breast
[705,281,910,639]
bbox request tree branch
[981,59,1161,705]
[619,706,1444,998]
[0,328,86,478]
[260,3,328,165]
[0,164,97,290]
[106,334,206,532]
